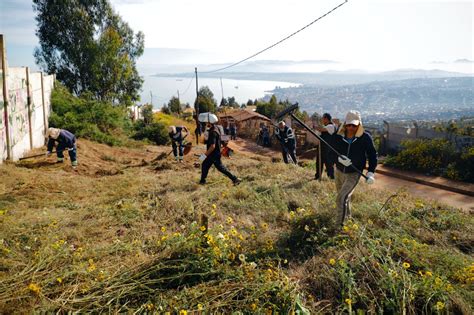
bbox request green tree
[141,104,153,125]
[168,96,181,114]
[220,98,229,107]
[196,86,217,113]
[247,99,254,106]
[33,0,144,105]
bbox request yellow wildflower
[200,226,207,232]
[403,262,411,269]
[345,298,352,305]
[226,216,233,224]
[56,277,63,284]
[212,204,217,209]
[343,225,350,232]
[352,224,359,230]
[425,271,433,277]
[329,258,336,265]
[289,211,295,218]
[0,209,6,215]
[261,222,268,229]
[211,209,216,216]
[435,301,445,310]
[28,283,41,295]
[161,226,166,233]
[179,310,187,315]
[197,303,204,311]
[250,303,257,310]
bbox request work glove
[338,155,352,167]
[46,151,52,156]
[199,154,207,162]
[366,172,375,185]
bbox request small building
[218,109,272,138]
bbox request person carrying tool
[169,125,189,162]
[275,121,297,164]
[333,110,377,226]
[314,113,337,180]
[198,113,241,185]
[46,128,78,167]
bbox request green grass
[0,142,472,314]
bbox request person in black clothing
[275,121,297,164]
[46,128,78,167]
[314,113,337,179]
[229,124,237,140]
[169,125,188,162]
[332,110,377,226]
[198,114,241,185]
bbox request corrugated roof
[218,110,271,122]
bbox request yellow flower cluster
[28,283,41,295]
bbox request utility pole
[220,77,224,102]
[194,67,200,145]
[177,89,180,115]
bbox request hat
[344,110,361,126]
[198,112,218,124]
[338,110,365,137]
[47,128,61,139]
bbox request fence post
[0,34,12,160]
[26,67,33,149]
[40,72,47,142]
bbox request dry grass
[0,140,472,313]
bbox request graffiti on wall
[8,68,30,159]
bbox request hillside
[0,140,473,313]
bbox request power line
[201,0,348,74]
[180,76,195,96]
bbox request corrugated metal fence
[1,35,55,163]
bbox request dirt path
[229,137,474,212]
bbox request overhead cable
[201,0,349,74]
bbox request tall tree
[33,0,144,105]
[196,86,217,113]
[168,96,181,114]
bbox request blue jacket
[47,129,76,152]
[333,131,377,173]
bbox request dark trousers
[57,143,77,161]
[200,156,237,183]
[281,143,297,164]
[315,147,335,179]
[172,140,183,157]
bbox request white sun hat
[198,112,218,124]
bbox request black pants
[281,143,297,164]
[315,147,335,179]
[200,156,237,183]
[172,140,183,157]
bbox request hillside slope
[0,140,472,313]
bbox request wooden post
[26,67,33,149]
[0,34,12,160]
[40,72,48,142]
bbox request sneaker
[199,180,206,185]
[233,178,242,186]
[71,161,78,167]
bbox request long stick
[19,150,57,161]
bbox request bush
[132,120,169,145]
[49,84,133,146]
[384,139,473,183]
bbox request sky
[0,0,473,73]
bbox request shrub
[385,139,473,183]
[132,120,169,145]
[49,84,133,146]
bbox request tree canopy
[33,0,144,105]
[195,86,217,113]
